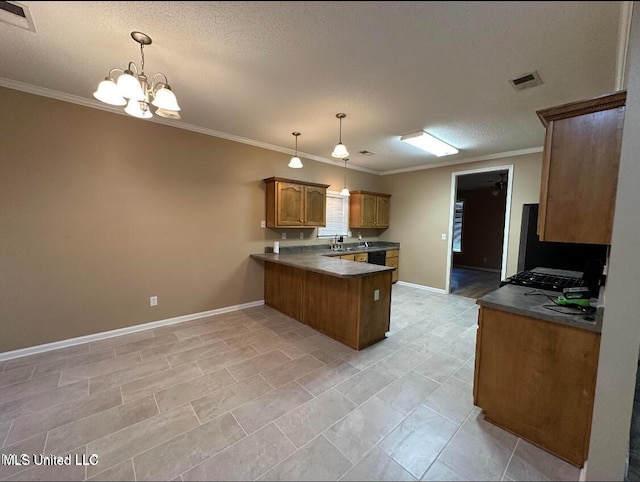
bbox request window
[453,200,464,253]
[318,191,349,238]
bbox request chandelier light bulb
[124,99,152,119]
[155,108,182,120]
[93,78,126,106]
[152,86,180,111]
[117,71,144,100]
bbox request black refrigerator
[517,203,608,273]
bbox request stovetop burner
[501,270,587,292]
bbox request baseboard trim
[396,281,447,294]
[0,300,265,362]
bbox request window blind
[318,192,349,237]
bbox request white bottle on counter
[273,241,280,254]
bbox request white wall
[587,4,640,480]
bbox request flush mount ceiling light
[400,131,458,157]
[93,31,181,120]
[340,158,350,197]
[288,132,303,169]
[331,113,349,159]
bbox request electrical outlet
[299,232,304,239]
[150,296,158,307]
[260,220,266,228]
[282,232,287,240]
[374,289,380,301]
[441,233,447,240]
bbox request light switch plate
[374,289,380,301]
[441,233,447,240]
[260,220,266,228]
[282,232,287,240]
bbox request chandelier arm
[151,72,169,92]
[127,62,139,76]
[108,67,125,80]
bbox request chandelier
[93,31,181,120]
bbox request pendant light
[332,113,349,159]
[288,132,303,169]
[340,158,350,197]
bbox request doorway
[445,165,513,298]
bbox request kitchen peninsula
[250,245,397,350]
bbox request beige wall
[378,153,542,290]
[0,87,382,353]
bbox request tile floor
[0,284,581,481]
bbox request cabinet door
[303,186,326,226]
[276,183,304,226]
[376,196,390,227]
[354,253,368,262]
[361,194,377,227]
[474,307,600,467]
[385,250,399,283]
[537,93,625,244]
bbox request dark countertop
[250,252,396,278]
[477,284,603,333]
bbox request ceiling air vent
[0,1,36,32]
[509,71,543,91]
[358,150,375,156]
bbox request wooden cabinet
[385,249,399,283]
[536,91,625,244]
[473,306,600,467]
[339,254,356,261]
[354,253,368,262]
[264,177,329,228]
[349,191,391,228]
[263,262,392,350]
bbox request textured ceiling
[0,1,624,173]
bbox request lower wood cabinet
[473,306,600,467]
[263,262,392,349]
[385,249,399,283]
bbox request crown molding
[0,77,380,175]
[378,147,543,176]
[1,77,544,177]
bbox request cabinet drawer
[354,253,368,262]
[386,249,399,259]
[385,257,399,268]
[339,254,356,261]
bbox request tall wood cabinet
[536,91,626,244]
[349,191,391,228]
[264,177,329,228]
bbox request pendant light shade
[340,158,350,197]
[93,78,126,106]
[288,132,303,169]
[332,113,349,159]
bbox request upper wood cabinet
[536,91,626,245]
[349,191,391,228]
[264,177,329,228]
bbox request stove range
[500,269,587,292]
